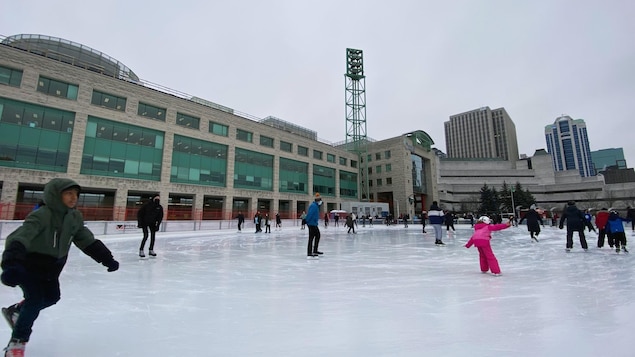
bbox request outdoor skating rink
[1,222,633,357]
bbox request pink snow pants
[477,244,500,274]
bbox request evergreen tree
[478,184,499,214]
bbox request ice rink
[1,220,634,357]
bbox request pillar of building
[0,180,19,219]
[113,188,129,221]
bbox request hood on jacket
[43,178,81,214]
[474,222,489,230]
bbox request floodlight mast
[345,48,369,201]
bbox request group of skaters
[236,211,282,233]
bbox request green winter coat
[5,178,97,258]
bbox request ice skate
[622,246,629,253]
[139,249,145,258]
[531,236,539,242]
[3,338,26,357]
[149,250,157,257]
[616,247,620,253]
[435,240,445,246]
[1,303,20,329]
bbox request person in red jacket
[465,216,512,276]
[594,207,611,248]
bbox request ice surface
[1,222,634,356]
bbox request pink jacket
[465,222,510,248]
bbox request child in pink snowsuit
[465,216,512,275]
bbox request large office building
[545,115,595,177]
[444,107,519,162]
[0,34,439,221]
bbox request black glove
[82,240,118,272]
[1,265,26,287]
[104,259,119,272]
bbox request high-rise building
[544,115,595,177]
[591,148,626,172]
[444,107,519,161]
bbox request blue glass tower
[545,115,595,177]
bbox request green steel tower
[345,48,369,200]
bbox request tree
[478,184,499,214]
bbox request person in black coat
[559,201,588,251]
[137,195,164,257]
[519,204,543,242]
[236,211,245,231]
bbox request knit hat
[478,216,491,224]
[314,192,321,200]
[567,201,575,206]
[530,204,536,210]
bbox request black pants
[566,229,588,249]
[307,225,321,255]
[13,273,61,341]
[610,232,627,248]
[597,228,609,247]
[140,226,157,250]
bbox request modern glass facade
[0,97,74,172]
[313,164,335,196]
[171,135,227,186]
[81,116,164,180]
[545,116,595,177]
[233,148,273,190]
[339,170,357,198]
[279,158,308,194]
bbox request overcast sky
[3,1,635,166]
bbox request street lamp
[510,187,516,224]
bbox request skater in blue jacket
[306,193,323,257]
[605,210,629,253]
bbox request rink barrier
[0,219,303,240]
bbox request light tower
[345,48,369,201]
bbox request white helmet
[478,216,491,224]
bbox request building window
[369,180,373,187]
[82,116,164,180]
[137,102,166,121]
[171,135,227,186]
[368,167,373,174]
[236,129,253,143]
[37,76,78,100]
[376,165,382,173]
[375,152,381,160]
[260,135,274,148]
[377,178,382,186]
[280,141,292,152]
[0,65,23,87]
[385,150,391,159]
[366,154,372,162]
[351,160,357,168]
[339,157,347,166]
[386,163,392,172]
[91,90,127,111]
[386,177,392,185]
[339,170,358,198]
[234,148,273,190]
[0,97,75,172]
[327,153,336,163]
[313,164,335,196]
[298,146,308,156]
[176,112,200,129]
[209,121,228,136]
[279,158,308,193]
[313,150,323,160]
